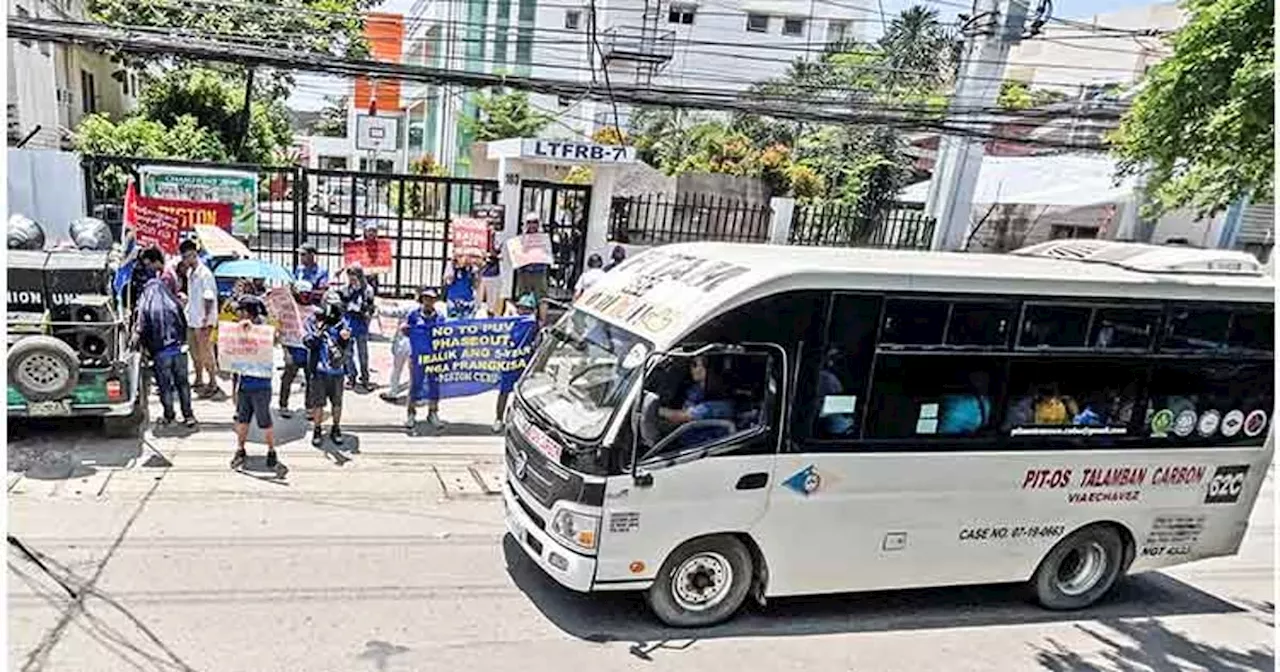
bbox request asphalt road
[7,419,1274,672]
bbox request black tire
[645,535,753,628]
[1031,524,1125,611]
[104,375,149,439]
[8,336,79,401]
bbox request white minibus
[502,240,1274,627]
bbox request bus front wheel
[1032,524,1124,611]
[646,535,753,628]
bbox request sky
[286,0,1160,112]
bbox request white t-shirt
[575,268,606,295]
[185,263,217,327]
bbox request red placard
[451,218,490,261]
[140,196,233,232]
[134,202,182,254]
[343,238,393,275]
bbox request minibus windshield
[518,309,650,442]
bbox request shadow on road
[503,535,1244,645]
[8,418,146,481]
[1034,619,1274,671]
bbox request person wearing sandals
[229,295,278,470]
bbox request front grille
[514,486,546,530]
[506,428,580,509]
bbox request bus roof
[574,242,1275,347]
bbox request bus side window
[811,294,881,440]
[864,355,1004,439]
[1003,359,1144,445]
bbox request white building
[8,0,139,149]
[1005,3,1185,96]
[403,0,871,175]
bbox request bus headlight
[549,508,599,551]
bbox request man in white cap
[511,211,549,319]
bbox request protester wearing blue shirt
[132,251,197,429]
[443,255,479,319]
[405,287,445,431]
[294,242,329,304]
[306,291,352,447]
[339,266,375,391]
[658,356,736,448]
[229,296,278,470]
[492,293,540,433]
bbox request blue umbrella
[213,258,294,285]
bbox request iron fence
[610,193,772,245]
[81,155,500,297]
[789,200,936,250]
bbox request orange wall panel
[354,12,404,113]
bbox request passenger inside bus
[936,371,992,435]
[657,356,736,448]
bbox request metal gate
[81,155,500,297]
[300,169,498,297]
[517,180,592,300]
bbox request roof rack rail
[1011,240,1265,276]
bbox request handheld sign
[506,233,552,269]
[265,287,305,347]
[451,218,490,262]
[343,239,393,275]
[218,322,275,379]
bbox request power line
[10,16,1118,149]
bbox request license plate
[28,400,71,417]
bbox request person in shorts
[307,290,352,447]
[229,296,277,470]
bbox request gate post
[495,155,524,306]
[585,166,617,259]
[768,197,796,245]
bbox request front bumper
[503,479,596,592]
[7,399,136,418]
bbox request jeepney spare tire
[8,336,80,401]
[8,214,46,251]
[68,216,114,251]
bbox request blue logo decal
[783,465,822,496]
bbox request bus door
[593,344,786,587]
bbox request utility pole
[925,0,1030,251]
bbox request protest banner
[409,316,538,400]
[217,322,276,379]
[144,196,233,232]
[451,217,489,261]
[265,287,305,347]
[471,203,505,231]
[132,200,182,255]
[505,233,552,269]
[343,238,393,274]
[139,166,258,237]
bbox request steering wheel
[641,419,738,462]
[567,361,614,387]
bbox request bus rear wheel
[1032,524,1124,611]
[645,535,753,628]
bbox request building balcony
[600,26,675,63]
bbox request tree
[74,67,293,163]
[82,0,381,161]
[998,80,1069,110]
[878,5,955,91]
[462,91,553,141]
[310,95,349,137]
[1111,0,1274,217]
